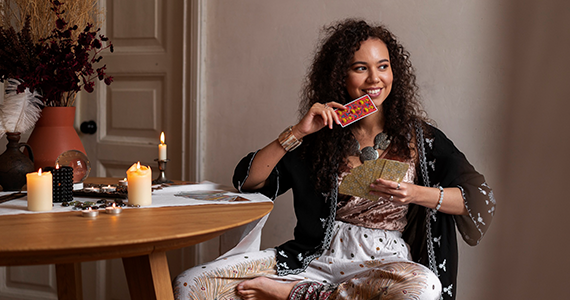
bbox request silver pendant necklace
[352,132,391,163]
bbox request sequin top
[336,160,416,232]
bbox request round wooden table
[0,186,273,300]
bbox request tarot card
[355,161,374,192]
[351,165,371,190]
[339,174,361,196]
[339,160,384,201]
[362,160,388,201]
[175,191,240,201]
[371,158,387,184]
[335,95,378,127]
[339,159,410,201]
[380,160,409,183]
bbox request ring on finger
[324,103,329,109]
[397,182,401,190]
[389,195,394,201]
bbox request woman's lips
[364,88,382,98]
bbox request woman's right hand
[241,102,346,191]
[292,102,347,139]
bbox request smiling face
[345,38,393,108]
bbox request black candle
[44,165,73,203]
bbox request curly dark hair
[299,19,430,193]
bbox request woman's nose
[367,70,380,83]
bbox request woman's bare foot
[236,277,298,300]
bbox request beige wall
[171,0,568,299]
[200,1,508,299]
[488,1,570,299]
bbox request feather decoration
[0,78,43,138]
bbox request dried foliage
[0,0,113,107]
[0,0,103,43]
[0,17,42,81]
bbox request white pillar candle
[26,169,53,211]
[127,162,152,206]
[158,132,167,160]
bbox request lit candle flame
[56,163,60,169]
[136,161,141,170]
[160,132,165,144]
[38,168,42,176]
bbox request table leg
[122,252,174,300]
[55,262,83,300]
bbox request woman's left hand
[370,178,468,214]
[369,178,417,205]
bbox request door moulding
[182,0,206,183]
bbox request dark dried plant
[0,0,103,43]
[0,0,113,107]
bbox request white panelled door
[79,0,184,180]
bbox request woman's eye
[354,66,366,71]
[379,64,389,70]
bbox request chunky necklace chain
[352,132,391,163]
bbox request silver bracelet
[436,186,444,211]
[278,126,302,152]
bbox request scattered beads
[61,198,139,210]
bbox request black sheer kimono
[233,123,496,300]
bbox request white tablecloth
[0,182,272,216]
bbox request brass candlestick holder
[153,159,173,184]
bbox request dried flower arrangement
[0,0,103,44]
[0,0,113,107]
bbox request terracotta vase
[26,107,86,170]
[0,132,35,191]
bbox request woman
[174,19,495,300]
